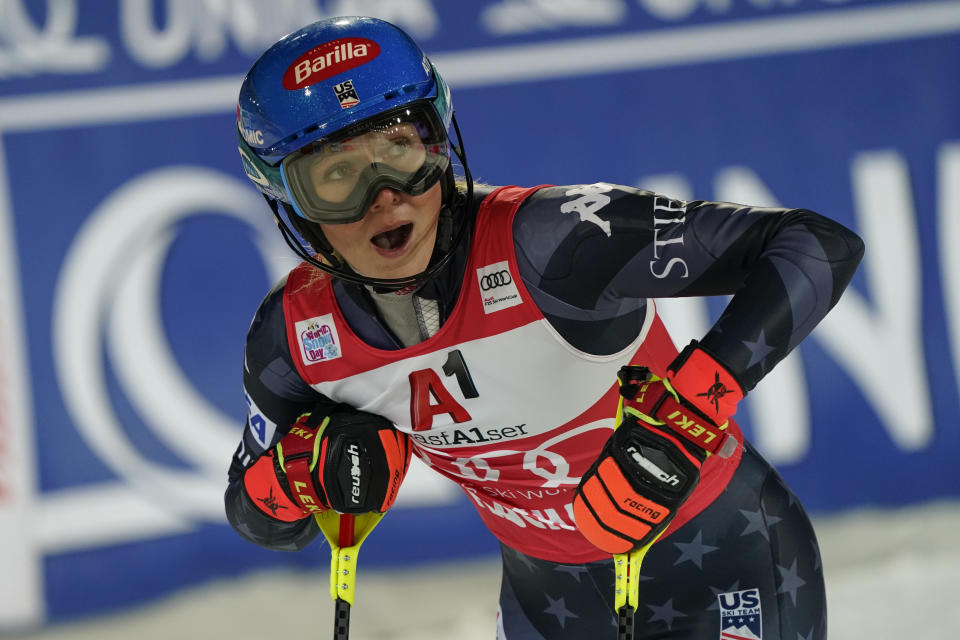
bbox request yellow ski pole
[315,510,384,640]
[609,367,668,640]
[613,538,662,639]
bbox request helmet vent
[383,84,421,101]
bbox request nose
[367,187,400,213]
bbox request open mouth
[370,223,413,251]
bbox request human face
[319,182,443,282]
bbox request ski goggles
[281,103,451,225]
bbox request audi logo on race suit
[476,260,523,314]
[479,269,512,291]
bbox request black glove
[243,405,412,521]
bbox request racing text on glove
[573,344,744,554]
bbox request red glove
[573,344,743,554]
[630,342,744,457]
[243,405,412,522]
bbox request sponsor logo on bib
[477,261,522,314]
[295,314,342,363]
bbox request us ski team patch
[718,588,762,640]
[295,314,342,364]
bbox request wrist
[617,365,735,457]
[243,453,312,522]
[666,342,744,425]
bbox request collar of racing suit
[332,185,495,349]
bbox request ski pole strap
[315,511,385,606]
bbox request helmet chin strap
[268,112,474,291]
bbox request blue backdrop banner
[1,0,958,628]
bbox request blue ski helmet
[236,16,471,289]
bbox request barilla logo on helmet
[282,38,380,90]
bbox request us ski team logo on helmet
[282,38,380,90]
[333,79,360,109]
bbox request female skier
[226,15,863,639]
